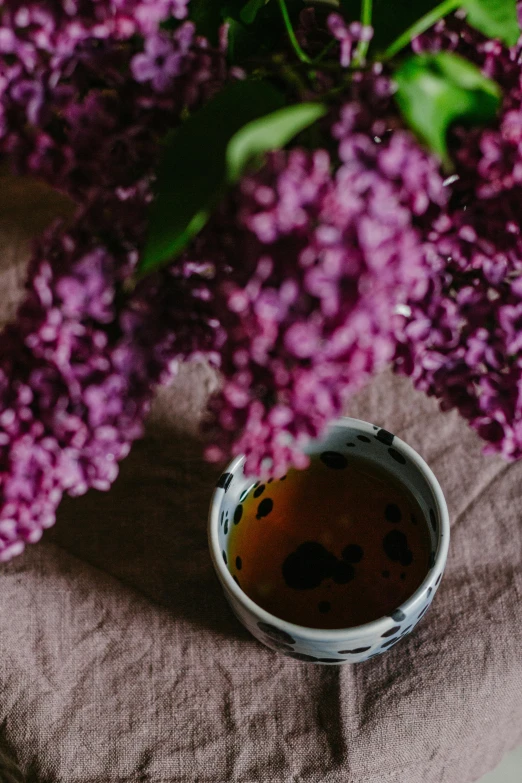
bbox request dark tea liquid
[227,454,432,629]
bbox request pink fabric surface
[0,174,521,783]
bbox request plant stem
[384,0,462,59]
[312,39,336,65]
[277,0,313,65]
[353,0,373,66]
[277,60,311,100]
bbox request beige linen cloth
[0,173,521,783]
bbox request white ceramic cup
[208,417,450,664]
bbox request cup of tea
[208,417,450,663]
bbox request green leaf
[465,0,520,47]
[240,0,270,24]
[394,51,501,166]
[225,16,249,62]
[140,81,288,274]
[226,102,327,182]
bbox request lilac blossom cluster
[0,221,139,560]
[0,0,232,558]
[395,13,522,459]
[0,191,223,560]
[191,73,446,475]
[0,0,230,198]
[0,2,522,559]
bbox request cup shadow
[48,428,249,641]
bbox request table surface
[0,173,521,783]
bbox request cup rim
[208,416,450,641]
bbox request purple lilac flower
[0,198,178,561]
[0,163,228,560]
[0,2,230,198]
[2,1,522,562]
[394,14,522,459]
[132,28,194,93]
[0,0,236,558]
[327,13,373,67]
[180,79,446,475]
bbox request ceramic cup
[208,417,450,664]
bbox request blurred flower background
[0,0,521,559]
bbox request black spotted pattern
[268,640,295,652]
[390,609,406,622]
[320,451,348,470]
[332,560,355,584]
[257,498,274,519]
[286,652,319,662]
[357,435,371,443]
[257,622,295,645]
[216,472,233,491]
[228,438,433,659]
[382,625,401,638]
[418,605,429,620]
[375,429,395,446]
[224,519,229,535]
[282,542,337,589]
[342,544,364,563]
[381,636,400,648]
[282,542,360,590]
[388,448,406,464]
[236,556,242,571]
[338,646,371,654]
[383,530,413,566]
[385,503,402,524]
[222,550,227,565]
